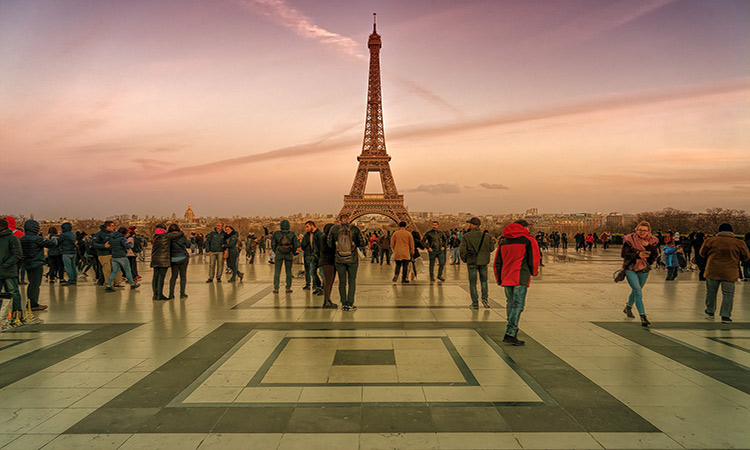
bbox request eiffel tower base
[339,195,416,230]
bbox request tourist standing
[378,231,391,265]
[167,224,190,299]
[19,220,57,311]
[423,221,447,282]
[411,230,425,280]
[621,221,660,327]
[124,227,140,281]
[205,222,226,283]
[460,217,494,310]
[301,221,323,294]
[391,222,414,284]
[150,224,170,300]
[104,227,140,292]
[318,223,338,308]
[272,220,298,293]
[245,233,258,264]
[663,240,681,281]
[46,227,64,283]
[93,221,120,287]
[494,219,540,345]
[327,213,365,311]
[692,232,707,280]
[0,218,23,326]
[701,223,750,323]
[224,225,243,282]
[58,222,78,286]
[449,232,461,264]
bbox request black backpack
[132,235,143,253]
[276,233,293,254]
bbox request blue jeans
[451,248,460,264]
[705,278,735,318]
[107,257,134,287]
[504,285,527,336]
[428,250,446,279]
[62,254,77,284]
[625,270,649,315]
[304,255,321,289]
[467,264,488,305]
[0,278,23,311]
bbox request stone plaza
[0,248,748,449]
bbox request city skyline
[2,0,749,219]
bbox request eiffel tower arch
[338,15,417,231]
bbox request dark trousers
[335,261,358,306]
[128,256,139,278]
[666,266,679,280]
[247,251,256,263]
[152,267,168,298]
[380,249,391,265]
[321,264,336,301]
[428,250,446,279]
[0,278,23,311]
[48,255,64,281]
[304,255,321,289]
[274,256,293,289]
[394,260,410,281]
[26,266,43,307]
[169,258,189,296]
[227,250,241,279]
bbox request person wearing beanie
[700,223,750,323]
[58,222,78,285]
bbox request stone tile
[0,409,62,434]
[590,432,684,449]
[212,407,294,433]
[40,433,132,450]
[70,387,127,408]
[28,407,95,433]
[235,387,302,403]
[361,406,434,433]
[197,433,282,450]
[359,432,439,449]
[184,387,242,403]
[262,365,330,384]
[328,365,398,383]
[362,386,426,403]
[118,433,207,450]
[0,434,57,450]
[286,406,362,433]
[298,386,362,402]
[278,433,360,450]
[514,432,604,449]
[396,364,464,383]
[430,406,510,432]
[437,432,522,449]
[333,349,396,365]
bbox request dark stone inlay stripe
[65,321,662,434]
[596,321,750,395]
[707,337,750,354]
[231,285,276,309]
[0,323,142,389]
[0,339,30,350]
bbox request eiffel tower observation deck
[339,14,417,230]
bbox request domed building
[184,205,195,223]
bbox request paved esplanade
[0,249,748,449]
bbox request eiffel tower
[338,15,416,230]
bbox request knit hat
[718,223,733,233]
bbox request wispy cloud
[162,78,749,177]
[403,183,461,195]
[478,183,509,190]
[234,0,364,60]
[521,0,677,51]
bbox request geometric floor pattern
[0,249,748,449]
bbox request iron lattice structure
[338,17,417,230]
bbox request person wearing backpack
[327,213,365,311]
[460,217,494,310]
[272,219,299,293]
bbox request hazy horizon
[2,0,749,219]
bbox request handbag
[613,268,626,283]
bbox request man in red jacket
[494,220,541,346]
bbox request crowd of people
[1,214,749,344]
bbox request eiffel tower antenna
[338,16,417,230]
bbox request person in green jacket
[459,217,494,309]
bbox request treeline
[636,208,749,235]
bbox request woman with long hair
[167,223,190,299]
[224,225,243,282]
[621,221,660,326]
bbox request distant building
[184,205,195,222]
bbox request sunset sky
[2,0,749,219]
